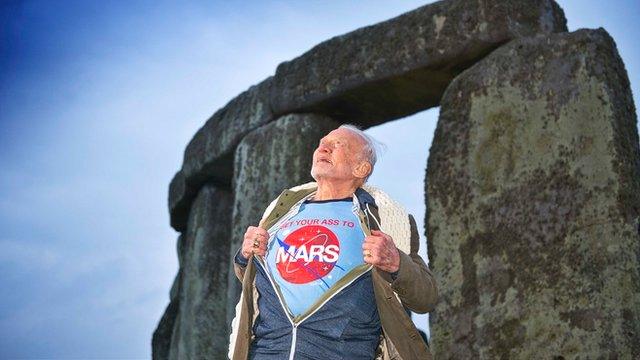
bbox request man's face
[310,128,369,183]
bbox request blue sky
[1,0,638,358]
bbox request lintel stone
[270,0,567,126]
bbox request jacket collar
[354,187,378,213]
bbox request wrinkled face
[310,128,370,183]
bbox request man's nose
[318,143,331,153]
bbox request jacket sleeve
[387,214,438,313]
[233,248,249,282]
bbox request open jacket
[228,182,438,360]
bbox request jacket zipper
[289,324,298,360]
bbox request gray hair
[338,124,386,182]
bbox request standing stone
[426,29,640,358]
[168,185,233,360]
[226,114,340,329]
[153,299,180,360]
[152,236,183,360]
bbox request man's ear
[353,161,372,179]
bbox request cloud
[0,239,61,270]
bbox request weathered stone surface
[167,185,233,360]
[226,113,340,328]
[271,0,567,127]
[170,232,185,303]
[426,29,640,358]
[170,79,273,231]
[168,171,197,232]
[152,234,183,360]
[152,297,179,360]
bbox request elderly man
[228,124,438,360]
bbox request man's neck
[313,179,361,201]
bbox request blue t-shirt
[263,198,369,317]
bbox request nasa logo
[275,225,340,284]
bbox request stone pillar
[426,29,640,358]
[152,235,183,360]
[226,113,340,330]
[166,185,233,360]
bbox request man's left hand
[363,229,400,273]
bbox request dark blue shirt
[247,256,381,360]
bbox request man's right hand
[242,226,269,258]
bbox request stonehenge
[154,0,639,358]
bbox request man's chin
[310,169,330,180]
